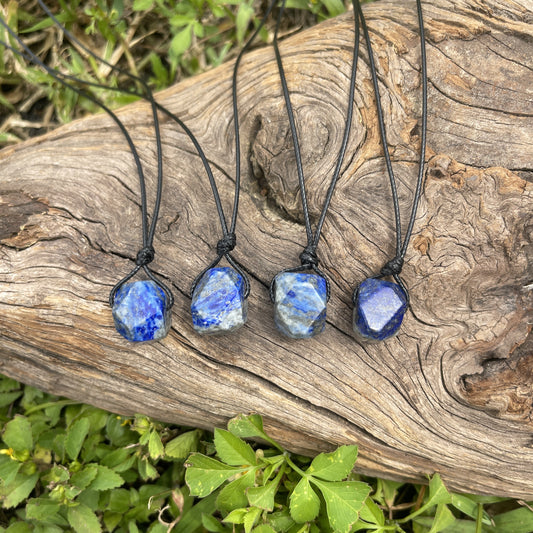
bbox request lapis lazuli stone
[191,267,247,334]
[353,278,407,342]
[274,272,327,339]
[112,280,171,342]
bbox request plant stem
[475,503,483,533]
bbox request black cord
[5,0,278,302]
[0,18,175,309]
[354,0,427,301]
[269,0,361,302]
[189,0,280,298]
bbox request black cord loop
[187,0,279,298]
[355,0,427,295]
[273,0,360,289]
[29,1,279,304]
[299,246,319,269]
[136,246,155,266]
[379,255,404,278]
[0,5,177,311]
[216,233,237,257]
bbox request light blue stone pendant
[191,266,247,334]
[112,280,171,342]
[353,278,408,342]
[273,272,327,339]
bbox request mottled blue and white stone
[353,278,407,342]
[112,280,171,342]
[191,267,247,334]
[274,272,327,339]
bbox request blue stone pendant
[353,278,407,341]
[112,280,171,342]
[191,267,247,334]
[273,272,327,339]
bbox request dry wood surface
[1,0,532,498]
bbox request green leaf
[65,418,90,461]
[223,508,248,524]
[427,474,452,507]
[428,503,456,533]
[244,507,262,533]
[26,498,62,521]
[290,477,320,523]
[100,447,135,471]
[185,453,246,497]
[247,466,284,511]
[450,494,492,525]
[173,492,218,533]
[269,509,296,531]
[487,507,533,533]
[71,465,98,490]
[132,0,154,10]
[235,2,254,43]
[86,465,124,491]
[358,497,385,526]
[413,517,475,532]
[306,445,358,481]
[227,414,265,438]
[4,523,32,533]
[138,457,159,480]
[148,430,164,460]
[216,468,257,512]
[165,430,200,459]
[0,472,39,508]
[2,415,32,452]
[0,391,22,408]
[214,428,257,466]
[311,479,371,533]
[321,0,346,16]
[0,454,21,485]
[107,488,131,513]
[170,25,192,58]
[252,526,277,533]
[228,414,281,450]
[67,503,102,533]
[202,514,229,532]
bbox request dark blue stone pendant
[191,267,247,334]
[112,280,171,342]
[273,272,327,339]
[353,278,407,342]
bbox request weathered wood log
[1,0,532,498]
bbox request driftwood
[1,0,532,498]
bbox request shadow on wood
[1,0,532,498]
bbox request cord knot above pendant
[136,246,155,266]
[216,233,237,256]
[299,246,319,268]
[380,255,404,277]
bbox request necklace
[0,11,174,343]
[3,0,278,338]
[270,0,361,339]
[351,0,427,342]
[188,0,278,334]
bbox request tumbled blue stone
[353,278,407,341]
[274,272,327,339]
[112,280,170,342]
[191,267,247,334]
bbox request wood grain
[1,0,532,497]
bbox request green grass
[1,2,533,532]
[0,0,350,146]
[1,376,532,532]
